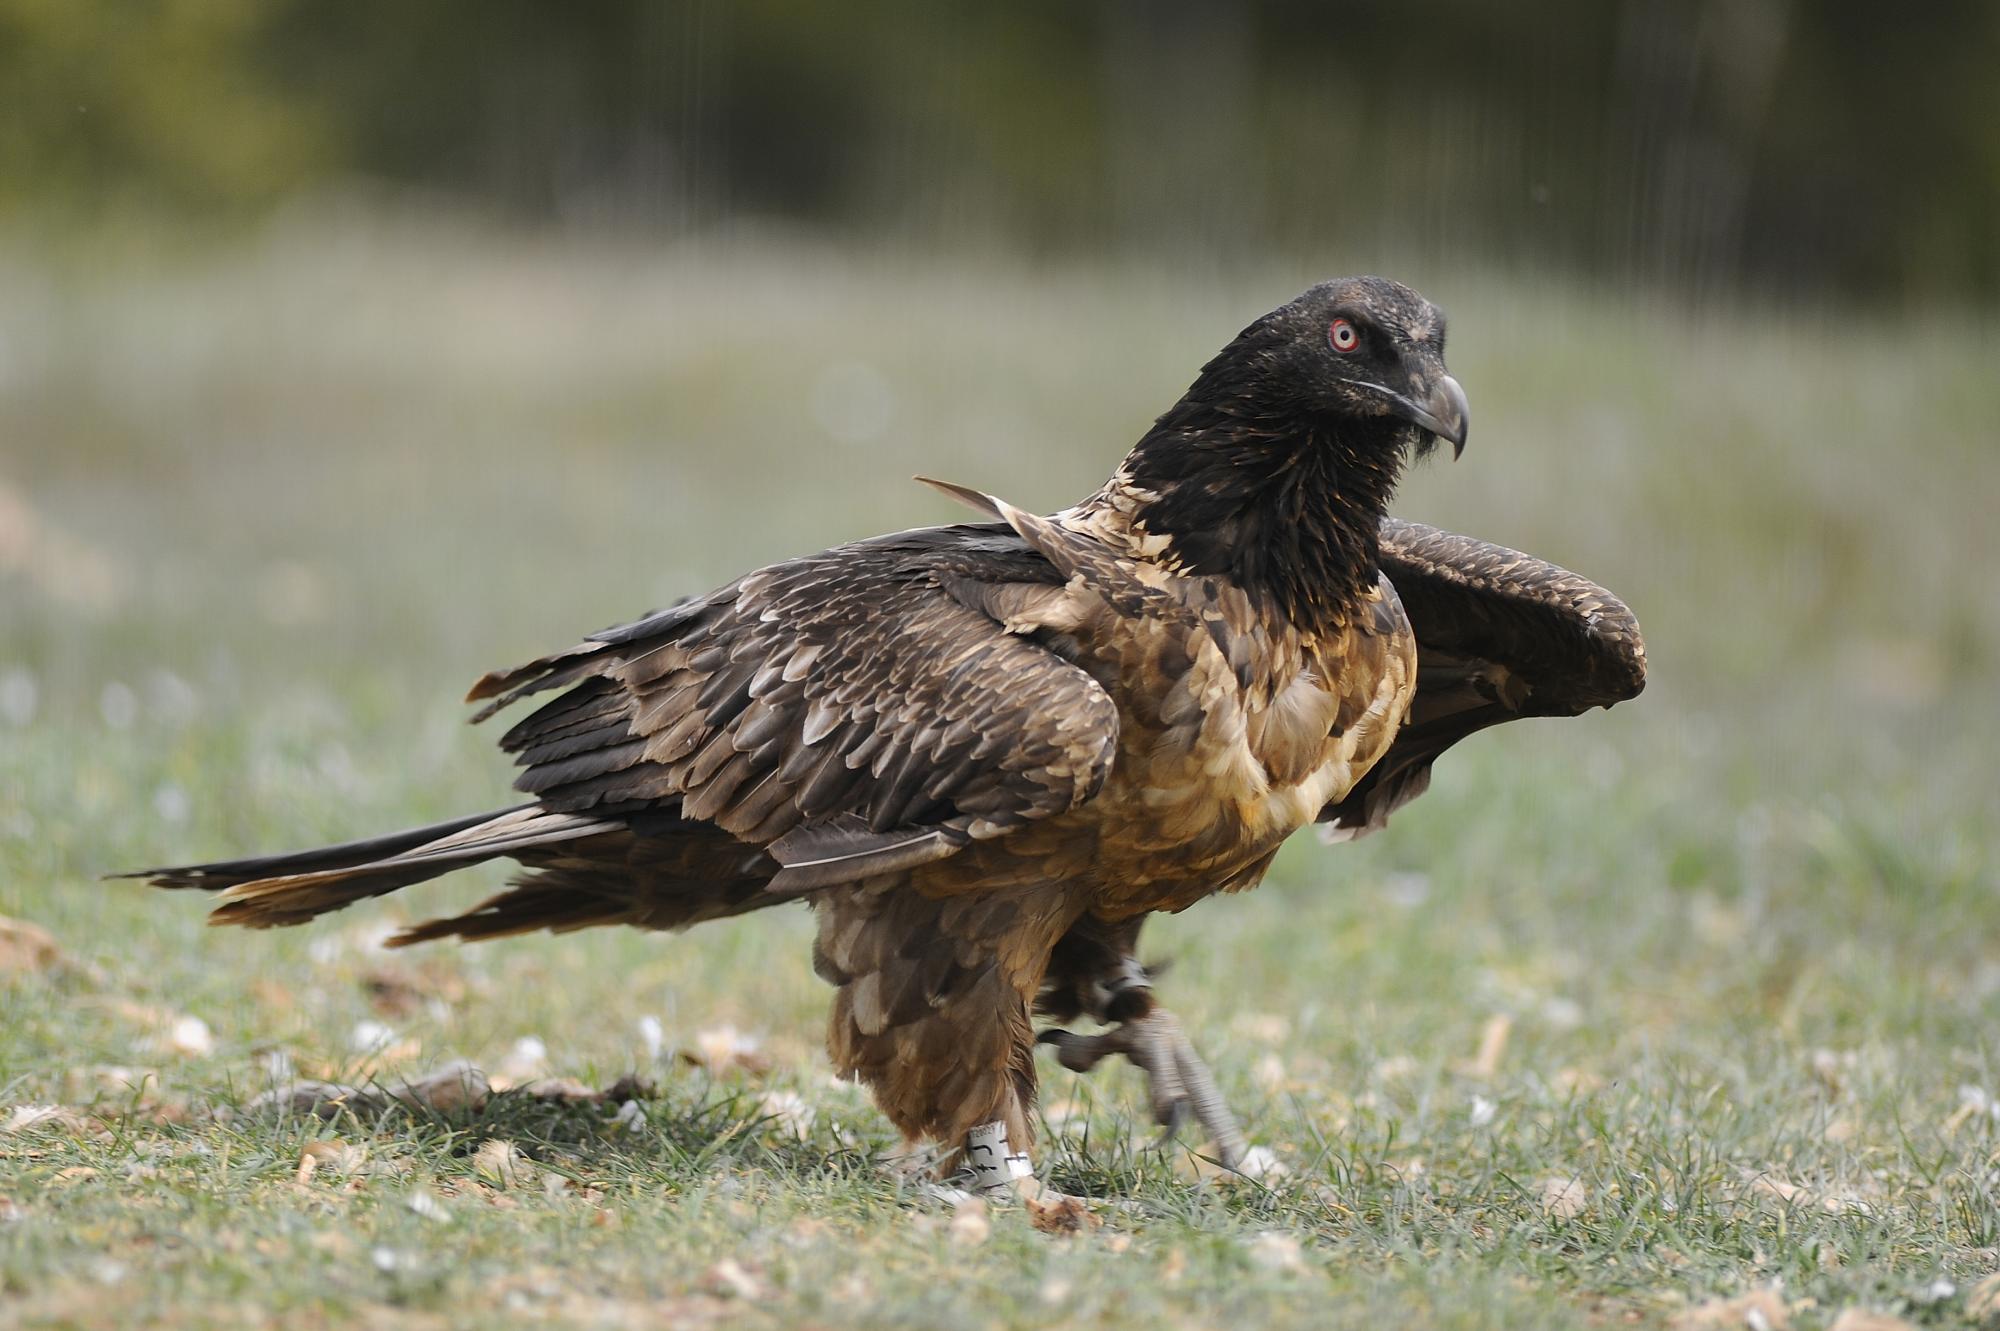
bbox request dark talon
[1038,1025,1127,1074]
[1039,1007,1251,1168]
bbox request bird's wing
[1318,518,1647,840]
[464,523,1120,894]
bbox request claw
[1039,1009,1251,1172]
[1037,1025,1129,1074]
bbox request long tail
[115,805,618,931]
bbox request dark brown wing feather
[465,524,1121,893]
[1319,518,1647,840]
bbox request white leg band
[965,1119,1032,1193]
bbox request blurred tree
[0,0,1993,301]
[0,0,327,220]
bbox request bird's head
[1110,277,1468,629]
[1215,275,1467,459]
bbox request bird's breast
[1066,579,1417,916]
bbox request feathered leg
[813,880,1081,1197]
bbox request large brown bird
[126,277,1644,1194]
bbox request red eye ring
[1329,318,1360,352]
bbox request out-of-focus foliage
[2,1,1997,296]
[0,0,328,215]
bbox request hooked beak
[1387,374,1469,458]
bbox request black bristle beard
[1119,395,1409,633]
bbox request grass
[2,211,1997,1329]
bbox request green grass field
[3,216,1997,1329]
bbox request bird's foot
[1038,1008,1250,1172]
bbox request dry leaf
[0,916,62,975]
[473,1139,530,1189]
[1672,1288,1790,1331]
[1024,1189,1100,1236]
[3,1105,84,1135]
[294,1139,366,1185]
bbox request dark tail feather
[116,805,618,930]
[116,805,539,891]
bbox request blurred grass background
[2,5,1998,1329]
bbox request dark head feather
[1115,277,1466,632]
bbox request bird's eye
[1329,319,1360,353]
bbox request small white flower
[1469,1095,1498,1128]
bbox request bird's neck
[1082,396,1405,634]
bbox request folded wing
[467,524,1121,893]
